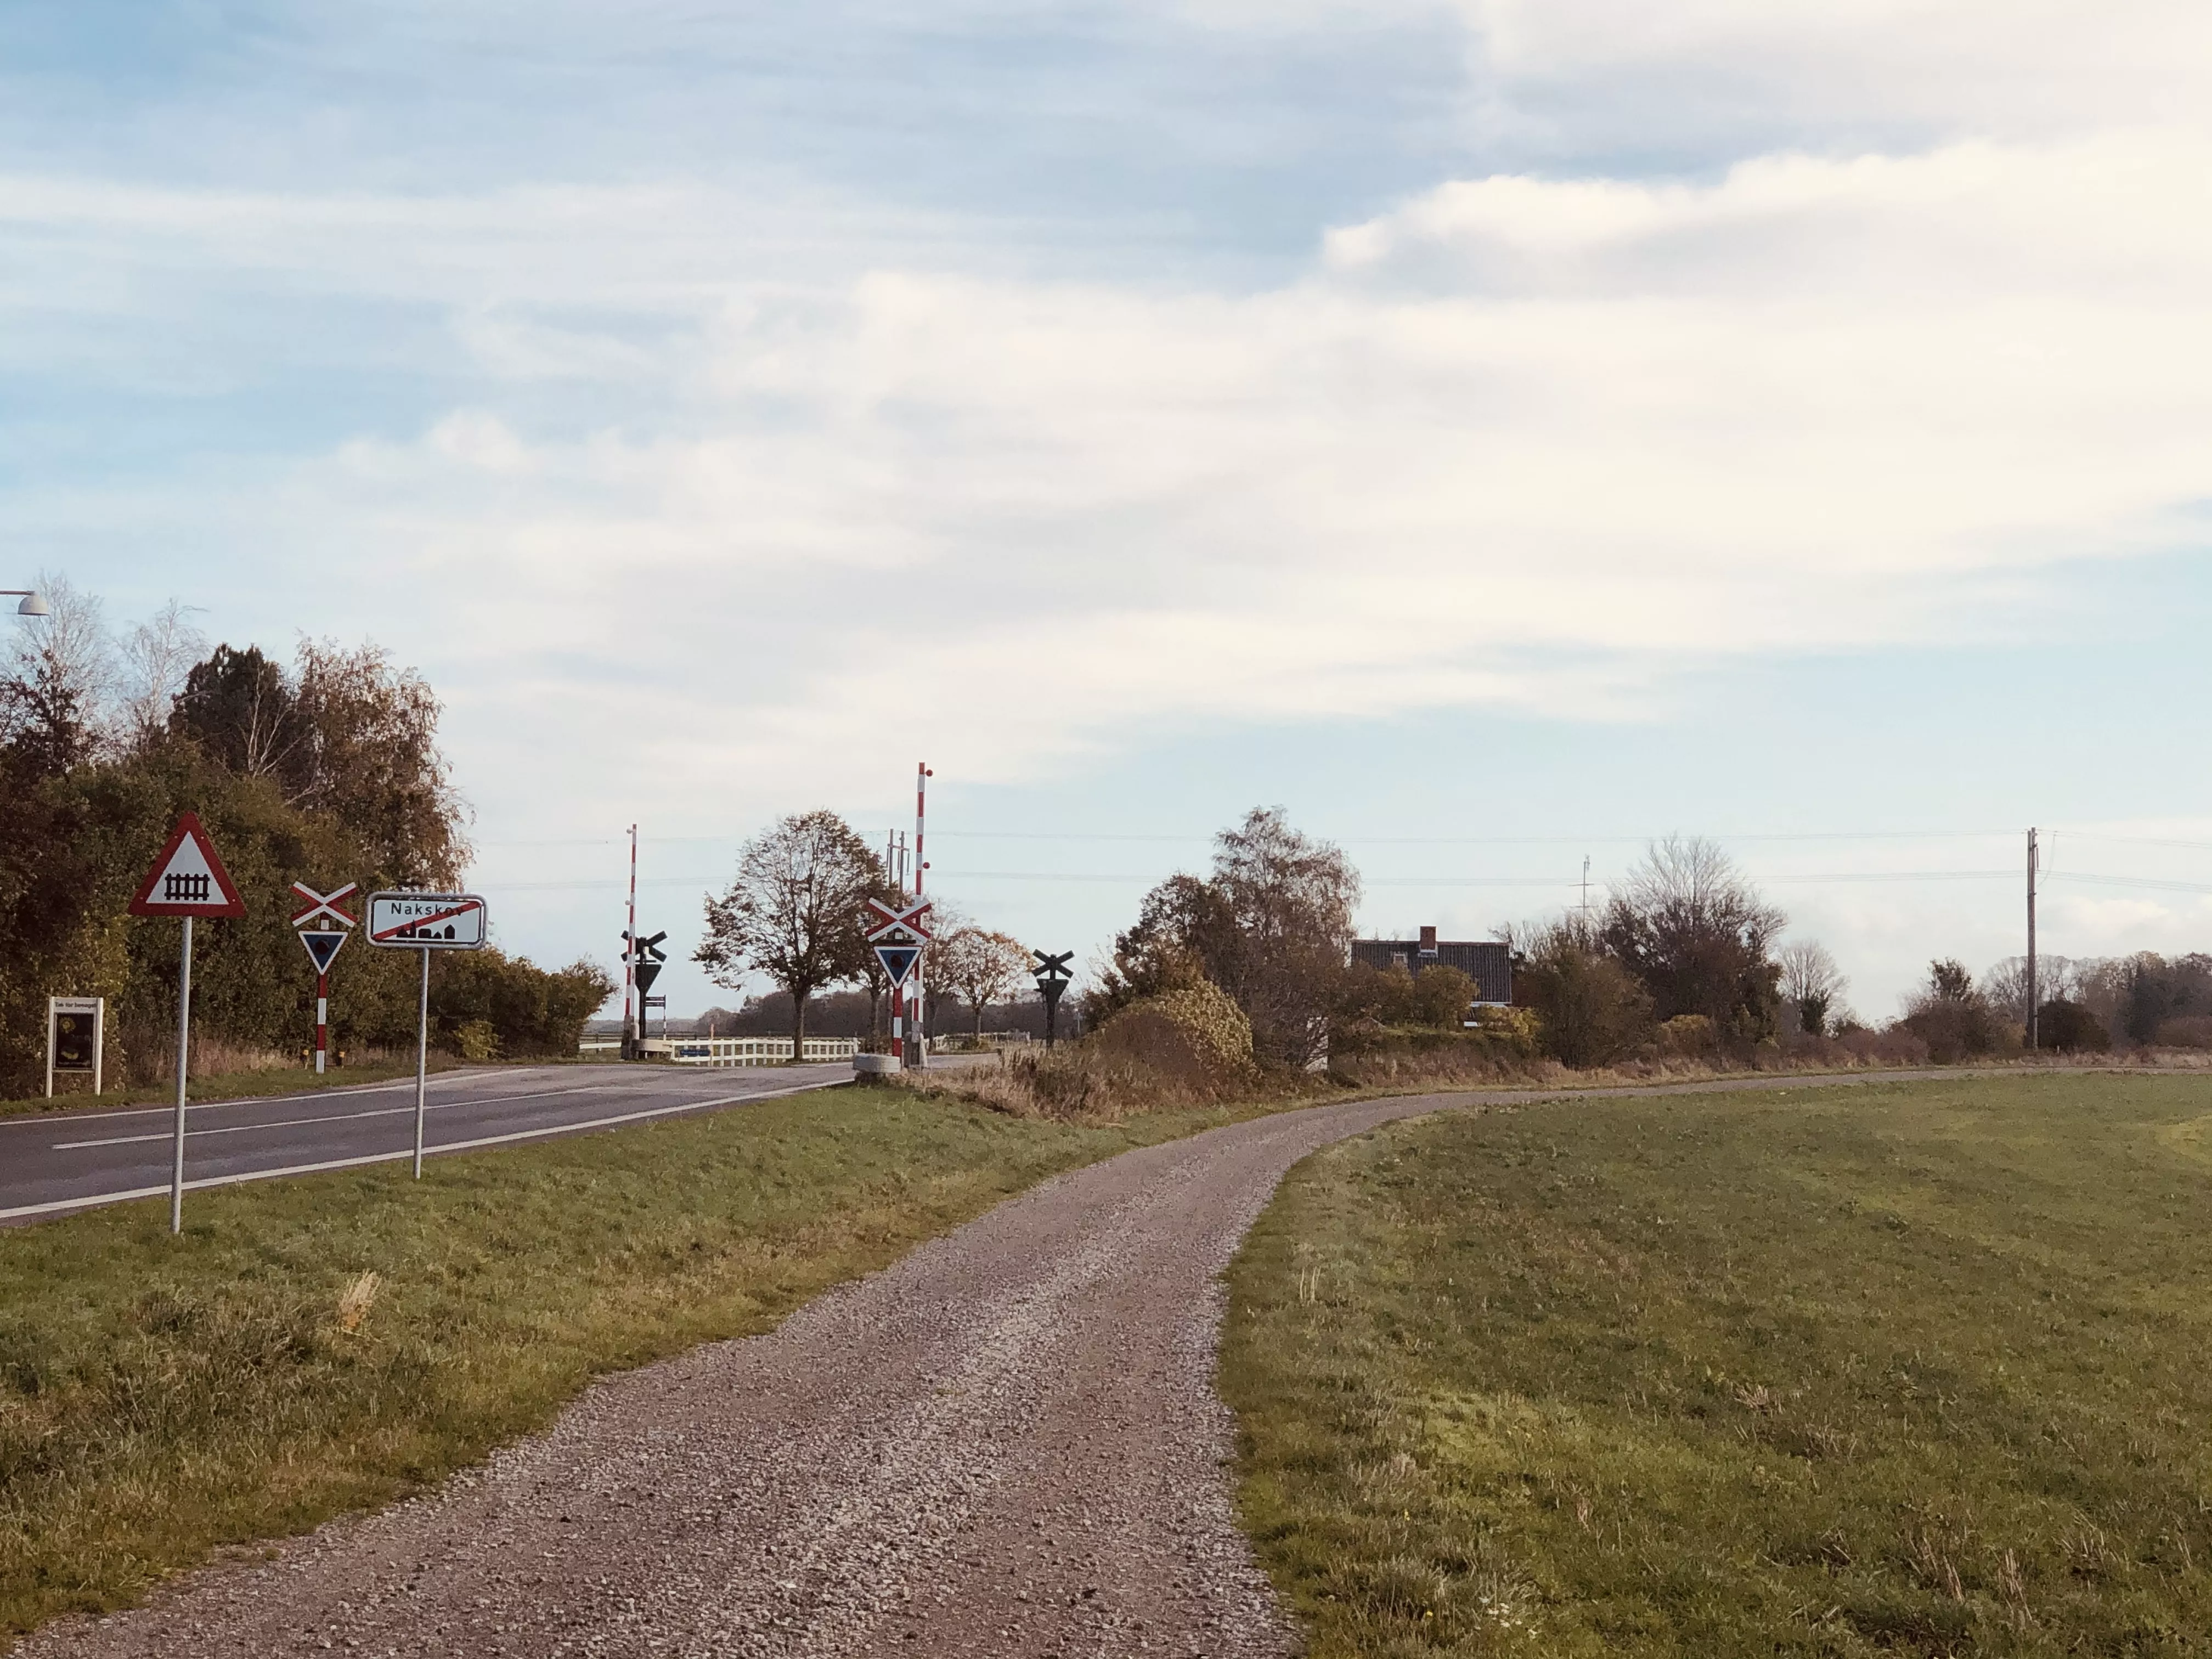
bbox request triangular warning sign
[128,812,246,918]
[873,943,922,986]
[298,928,348,974]
[634,960,664,996]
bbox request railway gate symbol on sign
[127,811,246,1235]
[367,892,489,1179]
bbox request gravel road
[23,1071,1965,1659]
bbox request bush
[2156,1014,2212,1049]
[2039,999,2111,1053]
[453,1019,500,1063]
[1900,958,2010,1063]
[1516,928,1654,1068]
[1900,1000,2008,1063]
[428,950,614,1059]
[1656,1014,1718,1059]
[1089,979,1255,1086]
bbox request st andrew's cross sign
[864,897,934,944]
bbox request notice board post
[46,996,104,1097]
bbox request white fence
[642,1036,862,1066]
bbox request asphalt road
[0,1062,853,1225]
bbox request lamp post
[4,590,51,617]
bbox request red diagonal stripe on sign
[370,900,478,943]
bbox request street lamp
[4,590,50,617]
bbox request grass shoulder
[1222,1071,2212,1657]
[0,1082,1242,1640]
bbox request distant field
[0,1084,1244,1639]
[1223,1074,2212,1657]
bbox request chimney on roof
[1418,925,1438,957]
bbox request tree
[292,640,469,887]
[1776,940,1846,1036]
[1407,964,1478,1029]
[695,810,882,1060]
[1601,837,1785,1043]
[116,601,207,750]
[1101,808,1358,1068]
[1982,955,2081,1028]
[1901,958,2005,1062]
[2037,999,2109,1053]
[941,927,1031,1042]
[170,645,306,783]
[1511,916,1654,1067]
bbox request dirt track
[25,1071,1965,1658]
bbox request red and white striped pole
[913,763,931,1066]
[624,823,639,1060]
[315,972,330,1074]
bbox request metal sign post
[126,812,246,1234]
[366,892,489,1178]
[1032,951,1073,1049]
[46,996,104,1097]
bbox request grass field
[0,1082,1242,1639]
[1222,1073,2212,1657]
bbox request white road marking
[0,1077,839,1222]
[47,1079,709,1150]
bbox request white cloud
[1462,1,2212,142]
[14,115,2177,836]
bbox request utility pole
[2026,826,2040,1052]
[623,824,639,1061]
[1580,855,1592,924]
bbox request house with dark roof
[1350,926,1513,1007]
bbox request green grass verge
[0,1083,1241,1639]
[1221,1073,2212,1657]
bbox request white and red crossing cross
[290,882,359,930]
[864,898,934,943]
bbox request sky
[7,0,2212,1022]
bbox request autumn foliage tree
[0,593,598,1092]
[1097,807,1358,1068]
[695,810,882,1060]
[940,927,1032,1042]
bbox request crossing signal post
[1032,951,1074,1049]
[864,898,934,1066]
[623,930,668,1057]
[127,812,247,1234]
[291,883,359,1075]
